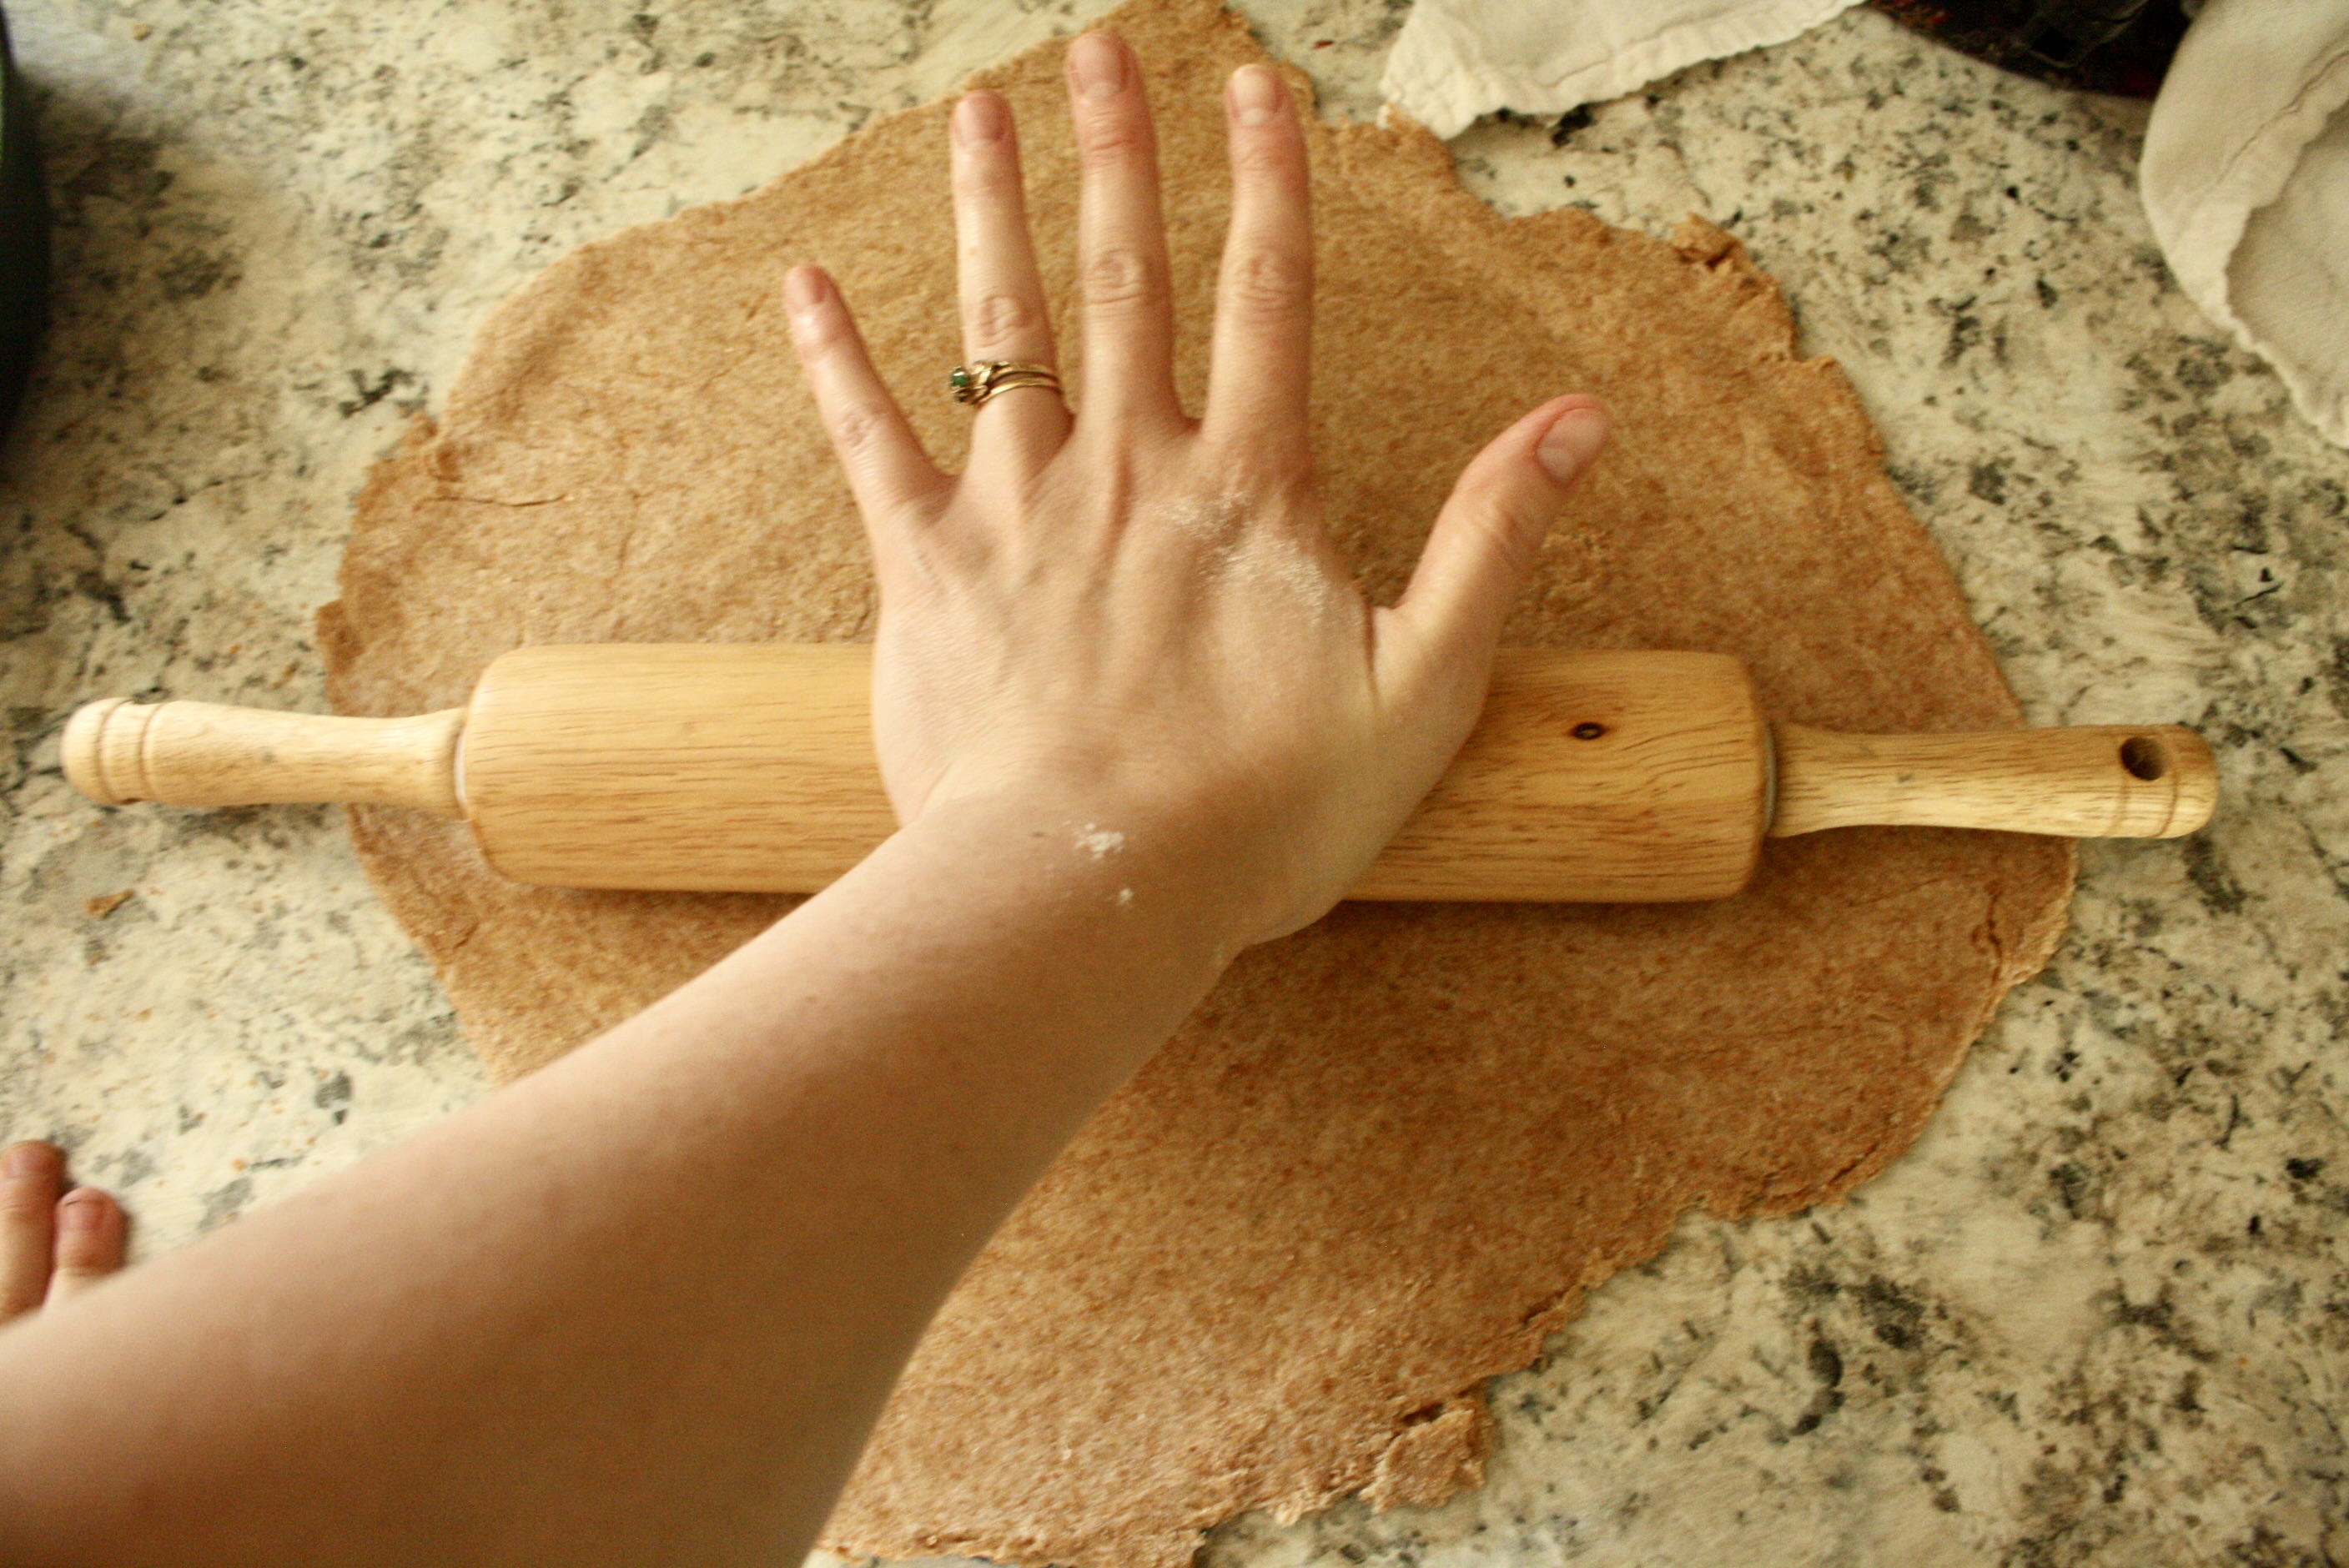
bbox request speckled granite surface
[0,3,2341,1563]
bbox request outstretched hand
[787,32,1608,946]
[0,33,1607,1568]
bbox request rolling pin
[60,644,2216,903]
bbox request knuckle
[1222,248,1311,319]
[1083,246,1164,313]
[1265,446,1317,490]
[828,402,893,463]
[1078,110,1150,168]
[1216,438,1313,492]
[1469,507,1543,578]
[1230,131,1301,183]
[911,516,988,580]
[885,492,949,538]
[968,289,1039,346]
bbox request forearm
[0,798,1236,1568]
[0,36,1606,1567]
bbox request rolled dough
[318,2,2075,1563]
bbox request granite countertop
[2,2,2343,1562]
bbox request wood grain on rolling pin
[460,645,1773,904]
[1359,650,1766,902]
[462,643,898,897]
[1768,722,2216,839]
[63,696,464,816]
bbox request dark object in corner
[1549,105,1596,147]
[0,3,47,440]
[1873,0,2188,98]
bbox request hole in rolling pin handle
[2119,735,2168,781]
[1571,721,1607,741]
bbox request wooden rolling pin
[61,644,2216,903]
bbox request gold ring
[948,359,1064,409]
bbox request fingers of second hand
[785,265,947,541]
[0,1143,60,1319]
[1205,64,1313,457]
[1068,32,1178,426]
[48,1189,123,1302]
[951,91,1066,463]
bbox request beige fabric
[1381,0,1864,140]
[319,2,2075,1563]
[2140,0,2349,449]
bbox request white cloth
[1379,0,1864,140]
[1383,0,2349,448]
[2141,0,2349,448]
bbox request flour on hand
[1074,824,1126,860]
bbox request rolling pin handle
[60,698,468,817]
[61,697,143,806]
[1768,721,2218,840]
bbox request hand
[786,31,1608,946]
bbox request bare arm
[0,33,1606,1568]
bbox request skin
[0,1143,127,1321]
[0,33,1607,1568]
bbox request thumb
[1392,395,1610,656]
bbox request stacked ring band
[948,359,1064,409]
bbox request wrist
[879,787,1266,975]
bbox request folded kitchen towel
[2141,0,2349,447]
[1379,0,1864,139]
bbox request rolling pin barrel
[63,697,466,816]
[453,645,1773,903]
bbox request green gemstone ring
[948,359,1064,410]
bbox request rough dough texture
[318,2,2075,1564]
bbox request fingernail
[1230,65,1281,127]
[3,1142,51,1180]
[954,91,1006,146]
[1070,33,1124,99]
[784,266,827,314]
[1537,405,1610,482]
[57,1189,108,1233]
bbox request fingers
[1,1141,60,1321]
[1393,398,1611,657]
[46,1188,127,1308]
[1067,32,1179,429]
[951,91,1068,467]
[1203,65,1313,460]
[2,1143,130,1318]
[786,265,951,572]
